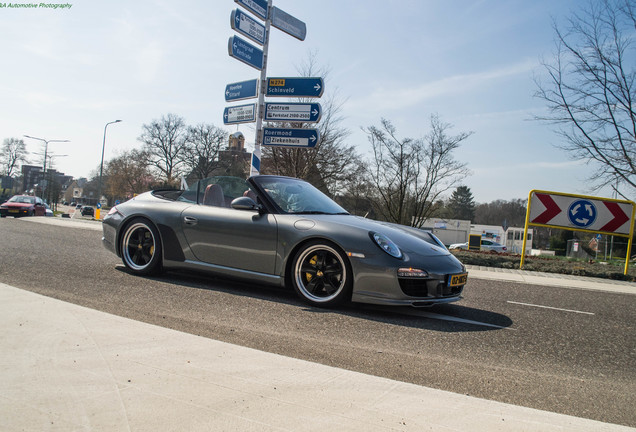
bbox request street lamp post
[98,120,122,207]
[43,154,68,209]
[23,135,70,198]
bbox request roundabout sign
[567,199,597,228]
[522,190,636,274]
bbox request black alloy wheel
[121,218,162,275]
[291,241,352,307]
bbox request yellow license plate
[8,209,18,213]
[449,273,468,287]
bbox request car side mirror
[231,196,263,213]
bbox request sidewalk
[1,281,634,432]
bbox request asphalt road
[1,217,634,427]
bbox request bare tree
[1,138,29,177]
[261,51,363,196]
[365,115,472,227]
[105,149,155,202]
[138,113,187,185]
[535,0,636,197]
[181,123,229,181]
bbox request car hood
[1,202,34,208]
[304,214,450,258]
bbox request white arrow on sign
[264,102,322,123]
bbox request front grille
[398,278,431,297]
[398,277,464,298]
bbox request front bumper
[0,207,32,217]
[101,215,120,256]
[348,252,467,307]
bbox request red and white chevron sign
[528,191,635,236]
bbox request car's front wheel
[291,241,352,307]
[120,218,162,275]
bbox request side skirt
[163,259,285,288]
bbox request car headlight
[370,232,403,259]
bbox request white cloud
[346,59,538,113]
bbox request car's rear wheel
[121,218,162,275]
[291,241,352,307]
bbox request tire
[120,218,162,275]
[291,241,352,307]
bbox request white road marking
[507,301,595,315]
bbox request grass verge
[450,250,636,282]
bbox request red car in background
[0,195,47,217]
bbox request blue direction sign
[228,35,263,70]
[231,9,266,45]
[262,128,320,148]
[234,0,268,20]
[225,79,258,102]
[271,6,306,41]
[264,102,321,123]
[265,77,324,98]
[223,103,256,125]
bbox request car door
[34,197,46,216]
[180,205,278,275]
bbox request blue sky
[0,0,611,203]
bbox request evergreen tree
[447,186,475,221]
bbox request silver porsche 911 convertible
[102,175,468,307]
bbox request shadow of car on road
[115,266,513,333]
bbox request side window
[201,183,226,207]
[196,177,253,208]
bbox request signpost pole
[250,0,272,177]
[520,190,533,268]
[624,205,636,274]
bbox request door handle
[183,216,198,226]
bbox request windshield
[8,196,35,204]
[253,176,348,215]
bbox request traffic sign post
[264,102,321,122]
[225,79,258,102]
[521,189,636,274]
[271,6,306,41]
[226,0,319,175]
[265,77,323,97]
[262,127,319,148]
[234,0,268,20]
[228,35,264,70]
[223,103,256,125]
[231,9,266,45]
